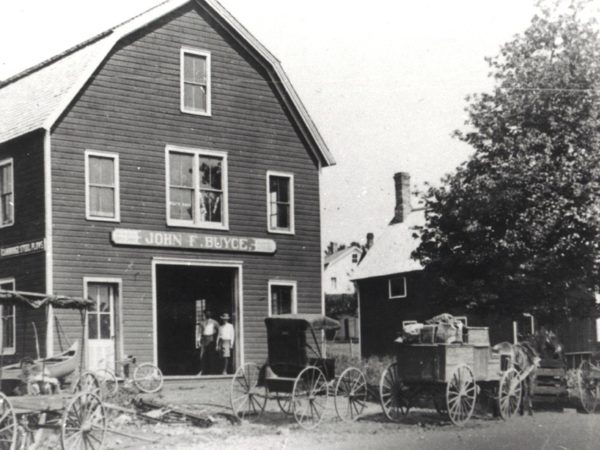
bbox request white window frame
[83,277,123,362]
[266,171,295,234]
[165,145,229,230]
[180,47,211,116]
[85,150,120,222]
[0,158,14,229]
[268,280,297,317]
[388,276,407,299]
[0,278,16,355]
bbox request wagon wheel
[61,392,106,450]
[72,371,101,396]
[276,394,294,415]
[0,393,17,450]
[379,363,410,422]
[498,368,522,420]
[578,360,599,414]
[230,363,267,419]
[446,364,477,426]
[95,369,118,398]
[292,366,328,430]
[334,367,367,422]
[133,363,163,393]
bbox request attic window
[181,48,211,116]
[352,253,359,263]
[389,276,407,299]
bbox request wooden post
[512,321,518,344]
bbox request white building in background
[324,246,363,295]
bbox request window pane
[170,188,194,221]
[199,191,222,222]
[88,314,98,339]
[169,153,194,187]
[199,156,222,190]
[89,156,114,185]
[90,187,115,217]
[184,54,206,84]
[184,84,206,111]
[277,204,290,228]
[1,195,12,225]
[2,304,14,349]
[272,286,292,315]
[100,314,111,339]
[270,177,289,203]
[0,282,14,291]
[0,165,11,193]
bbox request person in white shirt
[196,309,219,375]
[217,313,235,375]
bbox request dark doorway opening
[156,265,236,376]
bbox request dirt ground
[92,375,600,450]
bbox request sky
[0,0,572,246]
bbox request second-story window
[181,48,211,116]
[0,159,14,227]
[167,147,228,229]
[85,151,120,221]
[267,171,294,234]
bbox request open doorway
[155,264,238,376]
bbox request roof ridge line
[0,30,113,89]
[0,0,178,89]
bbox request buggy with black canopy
[230,314,367,429]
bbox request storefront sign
[0,239,46,258]
[111,229,276,254]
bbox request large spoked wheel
[230,363,267,419]
[60,392,106,450]
[95,369,119,398]
[578,360,599,414]
[0,393,17,450]
[379,363,410,422]
[133,363,163,393]
[276,394,294,415]
[498,368,522,420]
[446,364,477,426]
[292,366,328,430]
[334,367,367,422]
[72,371,101,396]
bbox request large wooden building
[0,0,334,377]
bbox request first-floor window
[330,277,337,290]
[269,281,297,316]
[0,279,15,353]
[389,276,407,299]
[87,283,117,340]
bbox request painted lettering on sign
[111,229,276,254]
[0,239,46,258]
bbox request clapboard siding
[0,130,47,363]
[50,3,322,365]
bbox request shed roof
[351,208,425,281]
[0,289,93,309]
[265,314,340,331]
[0,0,335,167]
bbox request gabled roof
[0,0,335,167]
[324,246,362,267]
[351,208,425,281]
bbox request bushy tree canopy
[414,0,600,323]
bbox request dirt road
[105,402,600,450]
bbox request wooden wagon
[379,326,522,426]
[230,314,367,429]
[0,289,106,449]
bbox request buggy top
[0,289,94,309]
[264,314,339,378]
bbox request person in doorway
[217,313,235,375]
[196,309,219,375]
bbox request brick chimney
[365,232,374,249]
[390,172,411,224]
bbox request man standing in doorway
[217,313,234,375]
[196,309,218,375]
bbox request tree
[414,0,600,324]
